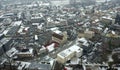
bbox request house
[43,41,59,53]
[100,16,114,24]
[38,46,47,55]
[6,47,18,58]
[112,48,120,63]
[78,29,85,38]
[76,37,89,47]
[52,29,67,45]
[12,21,22,26]
[17,61,31,70]
[46,43,55,52]
[78,29,95,39]
[84,30,95,39]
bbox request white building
[57,45,83,63]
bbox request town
[0,0,120,70]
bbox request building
[96,0,107,3]
[16,48,34,58]
[17,61,31,70]
[78,29,85,38]
[112,48,120,63]
[31,15,44,23]
[52,29,68,45]
[0,38,13,55]
[101,16,115,24]
[57,45,83,63]
[27,62,52,70]
[6,26,20,36]
[46,43,55,52]
[51,0,70,6]
[6,47,18,58]
[84,30,95,39]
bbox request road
[29,38,77,62]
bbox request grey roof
[28,62,51,70]
[38,31,52,45]
[6,26,19,36]
[0,38,11,45]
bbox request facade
[78,29,85,38]
[84,31,95,39]
[16,48,34,58]
[52,30,67,45]
[101,16,115,25]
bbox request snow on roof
[78,38,87,43]
[50,27,59,31]
[46,43,55,52]
[50,27,62,34]
[95,19,99,22]
[32,23,39,26]
[13,21,22,26]
[3,30,9,35]
[111,31,115,35]
[103,28,109,33]
[53,30,62,34]
[6,47,18,57]
[102,16,112,20]
[34,35,38,40]
[18,26,24,33]
[24,27,30,31]
[17,61,31,70]
[37,23,44,30]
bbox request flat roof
[57,45,82,59]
